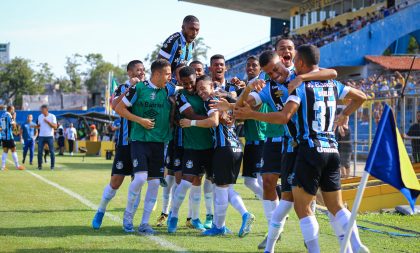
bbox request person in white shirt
[66,123,77,156]
[37,105,57,170]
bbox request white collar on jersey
[147,80,159,89]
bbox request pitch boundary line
[6,159,189,252]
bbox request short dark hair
[259,50,277,68]
[296,44,320,66]
[151,59,171,74]
[6,105,13,112]
[210,54,225,65]
[40,104,48,110]
[175,63,186,71]
[183,15,199,24]
[126,60,143,72]
[179,66,196,79]
[275,38,295,50]
[246,56,259,62]
[189,60,203,67]
[196,75,212,84]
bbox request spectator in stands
[405,111,420,163]
[66,123,77,156]
[37,104,57,170]
[90,124,98,142]
[20,114,37,165]
[57,124,65,156]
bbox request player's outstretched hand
[287,75,303,94]
[231,77,246,88]
[333,113,349,131]
[248,79,266,92]
[179,119,192,128]
[209,98,232,112]
[234,101,253,120]
[138,118,155,129]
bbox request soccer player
[189,60,205,77]
[235,45,368,253]
[179,75,255,237]
[20,114,38,165]
[158,15,200,72]
[116,59,175,235]
[235,50,338,251]
[167,66,213,233]
[1,106,24,171]
[275,38,295,70]
[91,60,145,230]
[209,54,242,99]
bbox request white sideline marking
[7,159,188,252]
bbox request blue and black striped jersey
[0,112,14,141]
[159,32,194,71]
[288,79,350,148]
[113,81,131,146]
[203,97,241,148]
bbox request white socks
[171,180,192,218]
[335,208,363,253]
[244,177,263,200]
[190,185,201,220]
[98,184,117,213]
[204,179,213,215]
[300,215,320,253]
[162,175,175,214]
[214,186,229,229]
[263,199,279,225]
[141,179,160,225]
[265,200,294,253]
[126,172,147,214]
[228,185,248,216]
[2,152,7,168]
[328,212,353,253]
[12,152,19,167]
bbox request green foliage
[192,37,210,62]
[407,36,419,54]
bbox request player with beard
[92,60,145,230]
[180,75,255,237]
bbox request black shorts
[339,151,351,168]
[260,137,283,175]
[292,143,341,195]
[182,149,213,177]
[131,141,165,179]
[165,140,184,173]
[242,142,264,178]
[213,146,243,185]
[281,150,297,193]
[2,140,16,149]
[58,137,65,147]
[111,145,133,176]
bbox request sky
[0,0,270,76]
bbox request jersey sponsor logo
[133,158,139,168]
[174,158,181,167]
[144,109,159,119]
[316,147,339,153]
[186,160,193,169]
[307,81,335,88]
[274,89,284,98]
[287,172,295,185]
[232,148,242,153]
[116,161,124,170]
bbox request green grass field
[0,148,419,253]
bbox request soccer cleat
[156,213,168,227]
[238,212,255,238]
[92,211,105,229]
[357,245,371,253]
[191,218,206,231]
[167,216,178,233]
[166,211,172,226]
[258,234,282,250]
[16,165,25,170]
[204,214,213,229]
[38,167,42,170]
[160,178,168,187]
[202,225,229,236]
[123,211,135,233]
[185,218,194,228]
[138,223,156,235]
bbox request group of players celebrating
[91,15,370,253]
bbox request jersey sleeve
[159,33,180,60]
[286,86,302,105]
[335,80,350,99]
[176,93,192,114]
[204,98,217,116]
[122,85,138,107]
[252,82,271,106]
[51,114,57,124]
[113,84,124,100]
[166,82,176,96]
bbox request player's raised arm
[288,68,338,93]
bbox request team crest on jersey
[274,89,284,98]
[163,43,168,48]
[174,159,181,167]
[186,160,193,169]
[116,161,124,170]
[133,159,139,168]
[150,92,156,100]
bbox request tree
[64,54,83,92]
[192,37,210,62]
[144,44,162,65]
[0,57,44,107]
[34,63,54,88]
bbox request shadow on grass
[0,226,131,237]
[0,209,92,214]
[14,249,302,253]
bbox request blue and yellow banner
[365,104,420,211]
